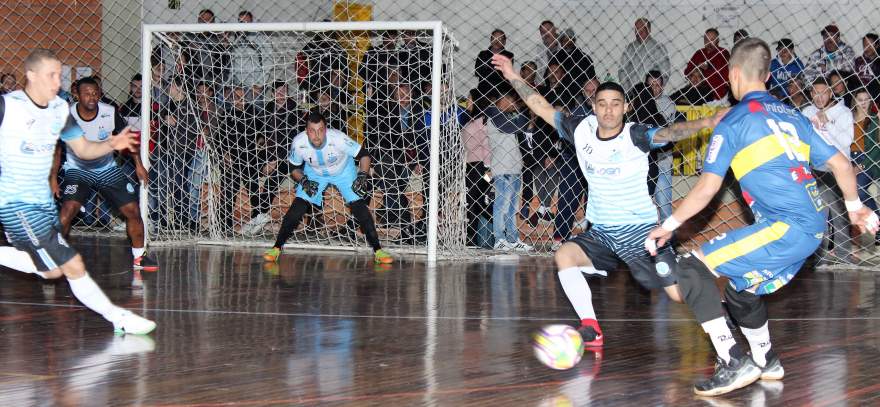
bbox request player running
[0,49,155,335]
[646,38,878,396]
[50,76,158,271]
[262,111,393,265]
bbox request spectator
[461,89,493,248]
[0,73,17,94]
[854,33,880,95]
[685,28,729,100]
[186,82,219,231]
[803,24,856,84]
[645,71,681,223]
[92,75,119,110]
[241,81,305,235]
[768,38,805,99]
[828,70,854,107]
[520,63,560,227]
[646,70,678,123]
[399,30,432,92]
[733,29,750,47]
[485,93,532,252]
[359,30,400,97]
[803,77,856,264]
[228,10,273,102]
[572,77,598,117]
[536,20,560,77]
[862,93,880,231]
[475,29,514,99]
[551,28,595,106]
[618,18,670,93]
[850,88,879,225]
[186,8,228,85]
[554,77,596,246]
[217,87,265,233]
[297,31,347,93]
[670,67,714,105]
[783,75,810,110]
[120,74,143,129]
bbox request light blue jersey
[65,102,125,171]
[0,91,83,206]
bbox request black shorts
[0,203,77,271]
[61,166,138,209]
[567,223,677,290]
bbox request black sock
[273,198,311,248]
[350,200,382,251]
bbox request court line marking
[1,300,879,322]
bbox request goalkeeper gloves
[352,171,373,199]
[299,175,319,197]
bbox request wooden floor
[0,237,878,406]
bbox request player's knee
[724,284,767,329]
[664,284,684,303]
[677,254,726,322]
[119,202,142,221]
[554,243,582,269]
[59,255,86,280]
[43,268,63,279]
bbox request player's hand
[135,164,149,185]
[645,226,673,256]
[848,206,880,235]
[299,175,319,197]
[491,54,520,81]
[352,171,372,199]
[50,177,60,199]
[110,126,140,153]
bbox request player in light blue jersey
[261,111,393,265]
[0,49,155,335]
[493,54,721,348]
[647,38,879,396]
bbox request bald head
[729,37,771,81]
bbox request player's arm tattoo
[653,117,713,143]
[510,78,556,125]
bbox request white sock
[702,316,737,363]
[558,267,596,320]
[132,247,145,258]
[68,273,122,322]
[0,246,39,274]
[741,321,772,367]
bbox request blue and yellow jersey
[702,91,839,235]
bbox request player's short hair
[595,81,626,100]
[729,37,771,81]
[24,48,59,73]
[307,110,326,125]
[76,76,99,91]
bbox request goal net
[141,22,465,260]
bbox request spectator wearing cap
[551,28,595,107]
[684,28,729,100]
[475,29,514,99]
[803,24,856,83]
[854,33,880,93]
[618,18,670,94]
[768,38,805,99]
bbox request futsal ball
[532,324,584,370]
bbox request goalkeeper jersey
[702,91,839,234]
[288,128,361,178]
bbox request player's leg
[264,176,327,262]
[556,231,618,347]
[723,285,783,380]
[58,168,94,237]
[101,166,158,271]
[337,168,392,264]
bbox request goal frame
[141,21,447,264]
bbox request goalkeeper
[262,111,393,264]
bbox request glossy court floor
[0,237,878,406]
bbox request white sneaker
[512,240,533,252]
[113,309,156,335]
[243,213,271,236]
[493,240,514,251]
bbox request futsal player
[492,54,722,347]
[262,110,393,265]
[0,49,155,335]
[50,76,158,271]
[646,38,878,396]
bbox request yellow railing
[674,105,719,175]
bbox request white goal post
[140,21,461,265]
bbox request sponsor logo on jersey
[789,165,814,184]
[98,130,110,141]
[126,183,135,193]
[706,134,724,164]
[655,261,671,277]
[64,185,78,195]
[20,141,56,155]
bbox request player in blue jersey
[49,76,158,271]
[646,38,878,396]
[0,49,155,335]
[261,111,393,265]
[493,54,722,347]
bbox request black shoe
[758,350,784,380]
[133,253,159,272]
[576,325,604,347]
[694,350,761,396]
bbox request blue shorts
[298,163,360,206]
[0,202,77,271]
[701,220,821,295]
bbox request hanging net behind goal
[144,24,465,255]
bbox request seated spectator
[850,88,879,228]
[475,29,514,99]
[685,28,729,100]
[0,73,17,94]
[783,75,810,110]
[572,77,598,117]
[803,24,856,83]
[520,61,540,88]
[645,71,681,223]
[229,10,273,102]
[670,68,714,105]
[768,38,805,99]
[855,33,880,93]
[486,93,532,252]
[828,70,855,107]
[359,30,400,98]
[120,74,143,129]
